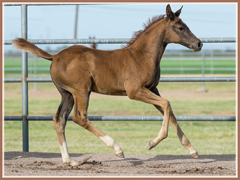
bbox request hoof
[190,152,199,159]
[148,140,155,150]
[115,151,125,158]
[79,156,92,165]
[70,161,80,167]
[64,159,79,167]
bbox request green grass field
[4,121,236,156]
[4,80,236,156]
[4,53,236,75]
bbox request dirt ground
[4,152,236,177]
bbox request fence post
[210,51,214,74]
[201,50,206,91]
[34,56,37,90]
[74,5,79,39]
[21,4,29,152]
[180,52,183,74]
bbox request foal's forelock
[124,14,166,48]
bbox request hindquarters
[50,45,93,94]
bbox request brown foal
[12,4,202,166]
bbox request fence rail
[4,37,236,45]
[4,116,236,121]
[4,76,236,83]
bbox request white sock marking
[100,135,122,153]
[60,141,70,163]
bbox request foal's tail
[12,38,53,61]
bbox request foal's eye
[179,27,184,31]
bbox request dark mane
[124,14,165,48]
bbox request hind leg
[53,85,79,166]
[151,87,198,158]
[72,91,124,158]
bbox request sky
[3,3,237,51]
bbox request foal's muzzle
[191,39,203,52]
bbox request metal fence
[4,4,236,152]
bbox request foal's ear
[175,6,183,17]
[166,4,175,21]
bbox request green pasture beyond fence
[4,50,236,76]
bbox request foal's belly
[92,88,127,96]
[90,76,127,96]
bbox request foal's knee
[162,100,172,112]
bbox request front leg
[125,86,172,149]
[151,87,199,158]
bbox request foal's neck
[130,18,168,65]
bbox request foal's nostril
[198,41,202,48]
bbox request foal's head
[164,4,203,52]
